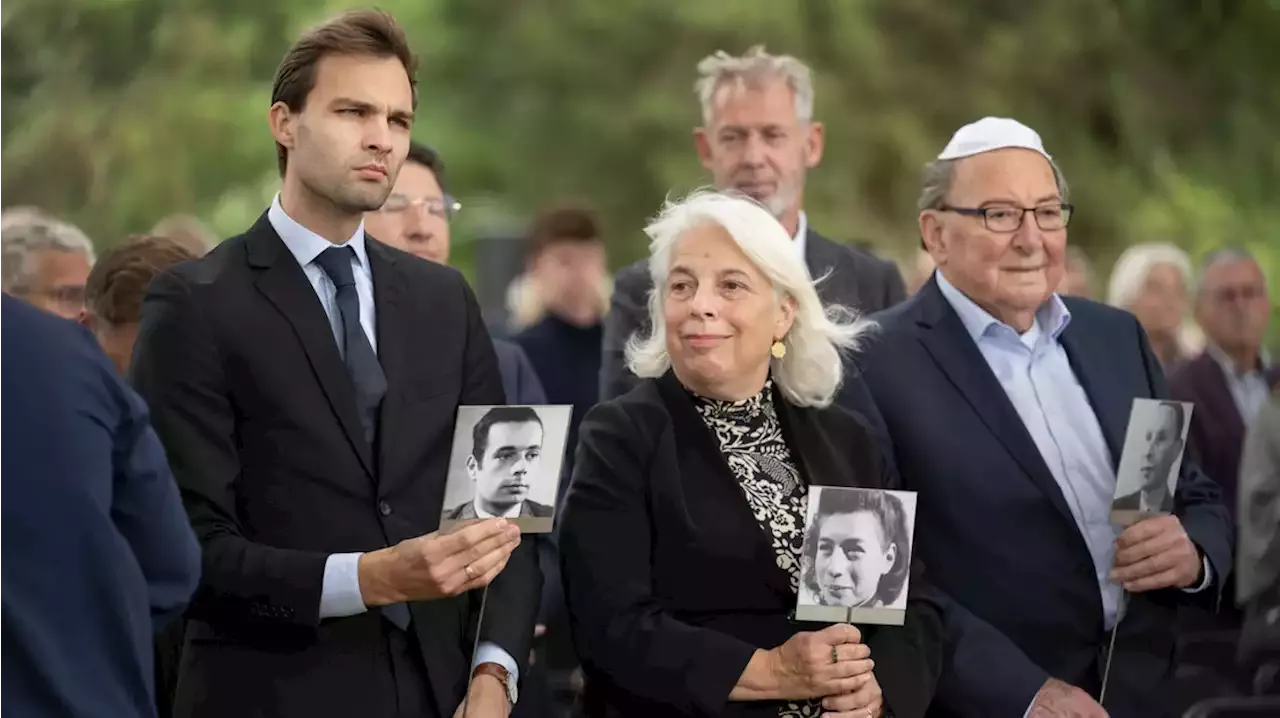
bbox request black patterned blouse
[691,380,820,718]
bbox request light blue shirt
[934,272,1210,633]
[267,195,519,687]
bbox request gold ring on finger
[464,564,476,580]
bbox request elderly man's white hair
[0,211,96,292]
[695,45,815,125]
[1107,242,1193,309]
[626,189,872,408]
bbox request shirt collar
[267,193,369,271]
[1206,342,1271,378]
[935,269,1072,345]
[792,210,808,260]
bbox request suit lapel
[246,213,374,479]
[804,230,848,305]
[1199,354,1245,444]
[1057,315,1131,468]
[913,278,1078,525]
[367,239,405,479]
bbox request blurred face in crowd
[694,79,823,226]
[1195,257,1270,359]
[528,238,607,327]
[467,420,543,513]
[1058,252,1093,298]
[363,160,451,263]
[83,319,139,377]
[270,54,414,218]
[1129,263,1188,337]
[920,149,1067,331]
[663,222,795,401]
[814,510,897,608]
[12,249,91,319]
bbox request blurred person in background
[1172,248,1275,520]
[1,210,96,319]
[1237,388,1280,680]
[364,140,547,406]
[81,233,201,717]
[600,45,907,402]
[80,235,198,376]
[2,294,201,718]
[1171,248,1274,641]
[150,214,215,256]
[1108,242,1195,371]
[1058,245,1096,298]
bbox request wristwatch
[473,662,518,706]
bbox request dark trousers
[382,621,438,718]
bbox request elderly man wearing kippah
[856,118,1233,717]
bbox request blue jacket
[1,295,201,718]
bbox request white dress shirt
[267,195,519,685]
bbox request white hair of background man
[625,189,873,408]
[1106,242,1194,309]
[695,45,815,125]
[0,211,96,292]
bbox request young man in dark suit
[600,46,906,403]
[130,10,538,718]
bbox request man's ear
[693,127,714,172]
[919,211,946,265]
[268,101,297,156]
[465,454,479,479]
[804,121,825,169]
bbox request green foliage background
[3,0,1276,344]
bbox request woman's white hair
[1106,242,1193,309]
[625,189,873,408]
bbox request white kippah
[937,117,1052,161]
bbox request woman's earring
[771,340,787,359]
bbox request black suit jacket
[558,371,942,717]
[599,228,906,402]
[130,214,541,718]
[857,277,1234,718]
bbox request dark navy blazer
[1,295,200,718]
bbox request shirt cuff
[1181,554,1213,594]
[473,642,521,693]
[319,552,369,619]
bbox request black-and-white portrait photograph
[795,486,917,626]
[1110,398,1194,526]
[439,405,572,534]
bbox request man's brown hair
[270,9,419,175]
[85,235,197,325]
[527,204,603,258]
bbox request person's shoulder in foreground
[2,294,200,718]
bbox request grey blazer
[598,228,906,401]
[1238,390,1280,604]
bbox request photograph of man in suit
[599,45,906,405]
[129,10,538,718]
[447,407,555,521]
[1113,401,1188,514]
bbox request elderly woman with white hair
[1107,242,1196,370]
[558,191,942,718]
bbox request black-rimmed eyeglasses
[938,203,1073,232]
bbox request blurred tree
[3,0,1277,345]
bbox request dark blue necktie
[313,247,386,446]
[313,247,409,631]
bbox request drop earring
[770,340,786,359]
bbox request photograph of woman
[797,487,916,625]
[557,189,942,718]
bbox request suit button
[379,501,392,516]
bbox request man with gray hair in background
[599,45,906,401]
[1,208,96,319]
